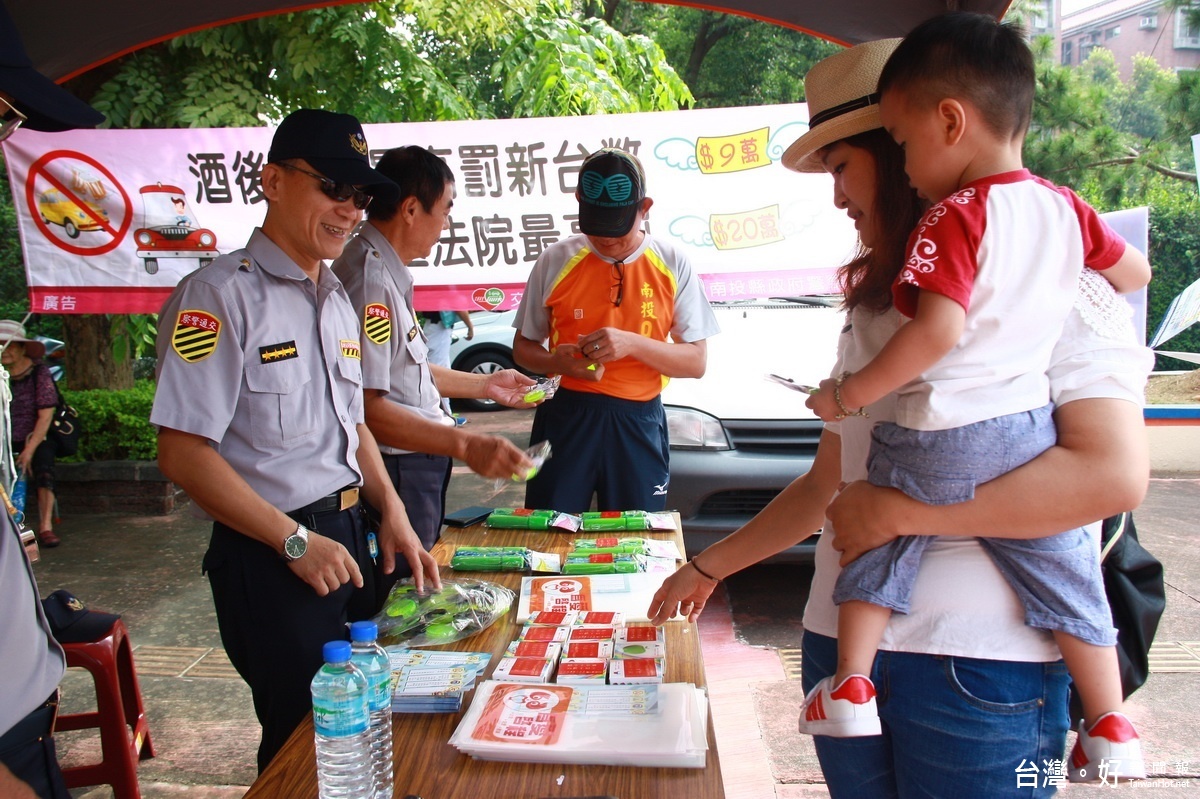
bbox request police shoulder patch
[172,310,221,363]
[364,302,391,344]
[341,339,361,359]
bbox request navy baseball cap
[42,589,121,643]
[268,109,399,201]
[578,148,646,238]
[0,1,104,131]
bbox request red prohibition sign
[26,149,133,256]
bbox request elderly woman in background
[0,320,60,547]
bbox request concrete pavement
[26,409,1200,797]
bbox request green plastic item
[571,537,647,555]
[579,511,650,532]
[562,553,640,575]
[450,546,529,571]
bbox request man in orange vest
[513,148,719,513]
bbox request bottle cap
[349,620,379,642]
[323,640,352,663]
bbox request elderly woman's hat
[0,319,45,358]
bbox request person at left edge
[0,2,103,794]
[151,109,441,772]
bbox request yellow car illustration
[37,188,109,238]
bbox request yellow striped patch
[364,303,391,344]
[172,310,221,363]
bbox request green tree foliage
[491,2,692,116]
[85,1,690,128]
[64,381,158,461]
[1026,42,1195,207]
[602,2,837,108]
[1145,187,1200,369]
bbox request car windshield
[143,192,196,228]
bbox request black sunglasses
[278,162,372,210]
[610,260,625,307]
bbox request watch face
[284,532,307,560]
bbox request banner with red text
[3,103,856,314]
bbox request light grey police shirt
[332,222,450,457]
[150,228,364,514]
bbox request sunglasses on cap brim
[278,162,373,210]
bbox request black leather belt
[286,486,360,522]
[0,691,58,753]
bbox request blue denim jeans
[802,631,1070,798]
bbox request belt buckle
[340,487,360,511]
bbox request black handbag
[1068,511,1165,725]
[48,378,81,457]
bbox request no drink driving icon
[26,150,132,256]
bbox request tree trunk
[62,315,133,390]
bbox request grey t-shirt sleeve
[515,254,553,343]
[666,246,720,343]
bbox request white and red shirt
[892,169,1126,431]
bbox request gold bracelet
[833,371,869,420]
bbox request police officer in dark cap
[151,108,440,771]
[0,2,104,795]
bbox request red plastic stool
[57,618,156,799]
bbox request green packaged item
[486,511,554,530]
[373,578,514,648]
[571,537,648,555]
[562,553,640,575]
[580,511,649,532]
[450,546,529,571]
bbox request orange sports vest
[545,246,678,401]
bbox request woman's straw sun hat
[782,38,902,174]
[0,319,45,358]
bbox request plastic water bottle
[349,621,393,799]
[312,640,372,799]
[11,475,26,522]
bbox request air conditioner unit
[1140,16,1158,30]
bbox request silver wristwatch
[282,523,310,562]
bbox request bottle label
[313,695,368,737]
[369,675,391,713]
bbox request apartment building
[1056,0,1200,78]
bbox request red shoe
[797,674,881,737]
[1068,712,1146,783]
[38,529,61,548]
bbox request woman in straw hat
[648,37,1150,797]
[0,319,61,547]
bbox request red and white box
[525,610,580,627]
[560,640,614,660]
[519,624,570,643]
[613,641,666,660]
[567,626,616,642]
[577,611,624,627]
[555,658,609,684]
[614,625,665,646]
[505,639,563,660]
[608,658,664,685]
[493,656,556,684]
